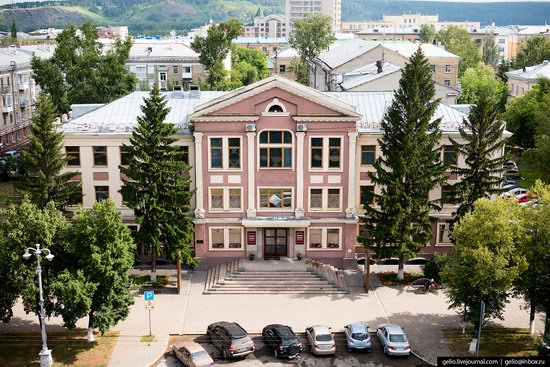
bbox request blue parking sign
[144,291,155,301]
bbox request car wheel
[274,349,279,358]
[222,348,229,360]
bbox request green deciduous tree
[524,92,550,176]
[16,94,81,210]
[442,198,526,333]
[52,199,135,342]
[458,64,508,111]
[419,24,436,44]
[191,19,242,90]
[120,85,195,281]
[450,92,507,221]
[231,46,269,86]
[289,14,336,85]
[514,36,550,69]
[358,49,447,279]
[437,26,482,77]
[0,199,68,324]
[482,31,500,68]
[31,22,136,115]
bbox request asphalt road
[156,333,431,367]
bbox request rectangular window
[308,228,341,249]
[328,138,341,168]
[445,64,451,73]
[279,64,286,73]
[361,145,376,165]
[443,145,458,165]
[94,186,109,202]
[309,228,322,248]
[209,188,242,211]
[136,66,146,79]
[441,185,456,205]
[65,146,80,166]
[444,80,451,87]
[327,189,340,209]
[327,229,340,248]
[438,222,452,244]
[228,228,242,248]
[229,189,241,209]
[259,188,292,209]
[211,228,225,249]
[430,64,436,73]
[228,138,240,169]
[259,131,292,168]
[360,186,375,206]
[210,138,223,169]
[210,189,224,209]
[209,227,242,250]
[68,187,83,205]
[93,146,108,166]
[120,146,131,166]
[183,66,191,74]
[173,66,178,74]
[310,189,322,209]
[310,138,323,168]
[179,146,189,165]
[159,72,167,82]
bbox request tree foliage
[289,14,336,85]
[481,31,500,69]
[358,49,447,279]
[0,199,68,323]
[11,19,17,40]
[52,199,135,336]
[191,18,242,90]
[458,64,507,111]
[419,24,436,44]
[514,36,550,69]
[16,95,81,210]
[524,92,550,176]
[31,22,136,115]
[436,26,482,77]
[442,198,526,330]
[231,46,269,86]
[450,92,507,221]
[120,85,195,279]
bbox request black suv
[207,321,255,359]
[262,324,303,359]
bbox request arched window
[268,104,284,113]
[259,130,293,168]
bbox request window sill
[435,242,453,246]
[208,168,243,172]
[308,168,344,172]
[258,167,294,170]
[209,209,243,213]
[208,247,245,251]
[307,248,342,251]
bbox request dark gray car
[206,321,255,359]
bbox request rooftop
[127,40,199,62]
[0,44,55,72]
[234,37,288,45]
[506,60,550,81]
[383,42,459,59]
[317,39,380,69]
[339,62,402,91]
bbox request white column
[295,131,305,218]
[346,132,358,218]
[246,132,257,218]
[193,132,205,219]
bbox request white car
[377,324,411,356]
[507,187,529,197]
[305,325,336,355]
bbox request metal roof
[383,42,459,59]
[506,61,550,81]
[317,39,380,69]
[340,62,402,90]
[234,37,288,44]
[0,44,55,72]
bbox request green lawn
[0,330,118,367]
[443,328,539,357]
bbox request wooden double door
[264,228,288,259]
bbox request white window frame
[307,227,342,250]
[209,227,244,251]
[436,222,452,246]
[208,187,243,212]
[445,64,451,73]
[308,187,342,212]
[257,129,294,170]
[308,136,343,171]
[135,65,147,80]
[258,187,294,211]
[207,136,242,171]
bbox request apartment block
[242,14,287,39]
[285,0,342,36]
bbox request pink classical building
[61,76,478,270]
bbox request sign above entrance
[247,231,256,245]
[296,231,305,245]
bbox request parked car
[501,187,528,198]
[344,323,373,352]
[262,324,302,359]
[377,324,410,357]
[171,341,215,367]
[2,150,20,159]
[516,193,530,203]
[206,322,254,359]
[305,325,336,355]
[500,183,517,191]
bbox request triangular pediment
[190,75,362,120]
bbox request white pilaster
[295,131,305,218]
[193,132,205,219]
[346,132,358,218]
[246,132,257,218]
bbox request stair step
[228,276,322,280]
[214,284,336,289]
[222,280,331,284]
[204,290,348,294]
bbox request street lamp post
[23,244,54,367]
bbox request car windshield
[351,332,367,340]
[191,350,210,360]
[315,334,332,342]
[283,337,298,346]
[389,334,406,343]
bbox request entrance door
[264,228,287,259]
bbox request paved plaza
[0,264,544,367]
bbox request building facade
[0,44,54,154]
[60,76,481,270]
[285,0,342,36]
[505,60,550,99]
[342,14,480,33]
[242,14,287,38]
[233,37,288,59]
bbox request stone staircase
[203,258,350,295]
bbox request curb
[411,349,437,367]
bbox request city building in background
[285,0,342,36]
[505,60,550,98]
[234,37,288,59]
[97,26,129,40]
[342,14,480,33]
[242,13,287,38]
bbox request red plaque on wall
[295,231,304,245]
[247,231,256,245]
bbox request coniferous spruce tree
[358,48,447,279]
[120,85,195,281]
[449,91,507,222]
[17,95,81,209]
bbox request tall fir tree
[358,48,447,279]
[120,85,195,281]
[482,31,500,68]
[449,91,507,222]
[11,20,17,40]
[16,95,81,209]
